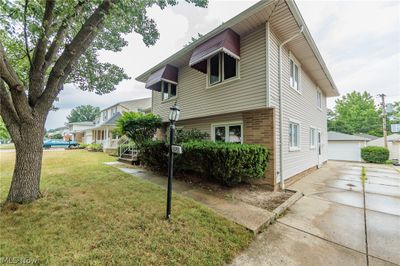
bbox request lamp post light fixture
[166,103,180,221]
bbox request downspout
[278,25,303,190]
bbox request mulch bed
[174,173,295,212]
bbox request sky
[46,0,400,129]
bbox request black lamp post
[166,103,180,221]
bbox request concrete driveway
[232,161,400,266]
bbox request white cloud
[46,0,400,128]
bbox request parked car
[43,139,78,149]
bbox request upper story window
[317,89,322,109]
[208,53,238,86]
[102,111,108,121]
[289,54,301,92]
[111,107,117,116]
[161,81,177,101]
[289,121,300,151]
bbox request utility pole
[378,94,387,148]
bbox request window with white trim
[208,52,238,86]
[310,127,316,149]
[161,81,177,101]
[317,90,322,109]
[289,122,300,151]
[290,58,300,91]
[212,123,242,144]
[102,111,108,121]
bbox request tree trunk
[6,124,45,204]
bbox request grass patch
[0,143,14,150]
[0,150,252,265]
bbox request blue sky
[46,0,400,129]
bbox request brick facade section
[243,108,276,188]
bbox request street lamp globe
[169,104,180,122]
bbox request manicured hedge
[361,146,389,164]
[141,140,269,186]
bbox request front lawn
[0,143,14,150]
[0,150,252,265]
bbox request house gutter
[278,25,303,190]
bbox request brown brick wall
[242,108,276,187]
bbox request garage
[328,132,369,162]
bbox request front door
[317,131,322,168]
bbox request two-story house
[136,0,339,190]
[81,98,151,152]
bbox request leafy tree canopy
[328,91,382,136]
[0,116,11,141]
[67,105,100,123]
[115,112,162,147]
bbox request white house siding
[152,25,267,122]
[268,28,328,181]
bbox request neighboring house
[367,134,400,161]
[136,0,339,189]
[47,126,69,138]
[328,131,369,162]
[354,133,379,141]
[65,121,94,142]
[82,98,151,152]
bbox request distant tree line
[328,91,400,137]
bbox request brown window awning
[189,28,240,73]
[145,64,178,91]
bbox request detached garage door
[328,141,364,162]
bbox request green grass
[0,143,14,150]
[0,150,252,265]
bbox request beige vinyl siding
[152,25,267,122]
[268,28,328,181]
[176,112,244,136]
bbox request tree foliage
[0,0,208,203]
[328,91,382,136]
[0,116,11,141]
[115,112,162,147]
[67,105,100,123]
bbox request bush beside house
[141,140,269,186]
[361,146,389,163]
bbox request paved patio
[232,161,400,265]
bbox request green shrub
[361,146,389,164]
[87,143,103,152]
[115,112,162,148]
[175,128,210,144]
[141,141,168,172]
[141,140,269,186]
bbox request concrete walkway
[232,161,400,266]
[104,162,274,233]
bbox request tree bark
[6,123,45,203]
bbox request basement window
[212,123,242,144]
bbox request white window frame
[211,121,243,144]
[207,52,239,88]
[310,127,317,149]
[289,119,300,151]
[289,52,301,93]
[161,81,177,102]
[316,88,322,110]
[103,111,108,121]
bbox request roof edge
[135,0,274,82]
